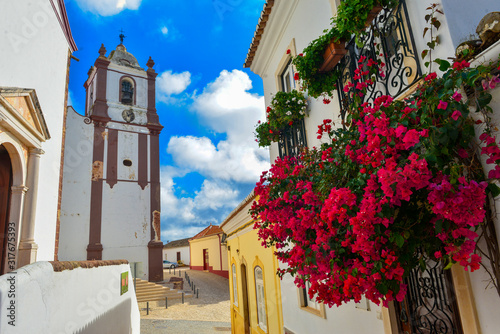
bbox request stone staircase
[134,278,192,303]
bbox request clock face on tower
[122,109,135,123]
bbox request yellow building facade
[221,192,283,334]
[189,225,229,278]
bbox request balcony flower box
[365,5,384,27]
[319,39,347,72]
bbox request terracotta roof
[243,0,275,68]
[163,237,190,249]
[189,225,224,241]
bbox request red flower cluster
[252,55,500,308]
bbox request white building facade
[163,238,191,265]
[0,0,77,274]
[246,0,500,333]
[58,42,164,281]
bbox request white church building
[58,41,164,281]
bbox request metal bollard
[169,268,171,274]
[182,292,185,304]
[179,270,181,277]
[147,302,149,315]
[165,297,168,309]
[174,268,176,275]
[197,288,199,298]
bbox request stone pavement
[141,319,231,333]
[140,268,232,333]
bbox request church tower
[58,38,163,281]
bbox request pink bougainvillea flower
[323,98,331,104]
[425,72,437,81]
[286,49,291,54]
[475,119,483,124]
[451,110,461,120]
[453,60,470,71]
[258,120,261,124]
[452,92,462,102]
[437,100,448,110]
[294,73,300,81]
[458,148,468,158]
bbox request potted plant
[292,0,398,99]
[254,90,308,147]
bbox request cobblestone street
[140,268,231,333]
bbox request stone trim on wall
[49,259,129,272]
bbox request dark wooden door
[395,253,463,334]
[203,249,209,270]
[177,251,181,262]
[241,264,250,334]
[0,146,12,275]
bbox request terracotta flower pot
[365,5,383,27]
[319,39,347,72]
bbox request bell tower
[59,39,164,281]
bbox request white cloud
[192,69,264,143]
[75,0,141,16]
[167,136,269,183]
[161,167,240,219]
[160,69,269,242]
[156,70,192,103]
[161,26,169,35]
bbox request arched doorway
[0,145,13,275]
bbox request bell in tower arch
[121,80,134,105]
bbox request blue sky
[65,0,270,242]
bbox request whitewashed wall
[59,107,93,261]
[280,271,384,334]
[469,41,500,334]
[0,261,140,334]
[255,0,341,163]
[163,246,190,265]
[252,0,500,333]
[0,0,73,261]
[101,181,151,281]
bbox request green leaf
[477,93,492,109]
[444,79,453,89]
[395,235,404,248]
[444,261,454,270]
[419,257,426,272]
[421,49,429,59]
[435,219,443,234]
[423,27,429,38]
[377,283,389,295]
[487,183,500,197]
[435,59,451,71]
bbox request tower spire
[119,28,126,44]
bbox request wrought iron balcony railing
[336,0,422,123]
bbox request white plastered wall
[0,0,73,261]
[251,0,500,333]
[0,261,140,334]
[163,246,190,265]
[58,107,94,261]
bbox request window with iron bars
[335,0,422,123]
[278,59,307,160]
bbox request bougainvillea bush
[255,90,308,147]
[251,57,500,307]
